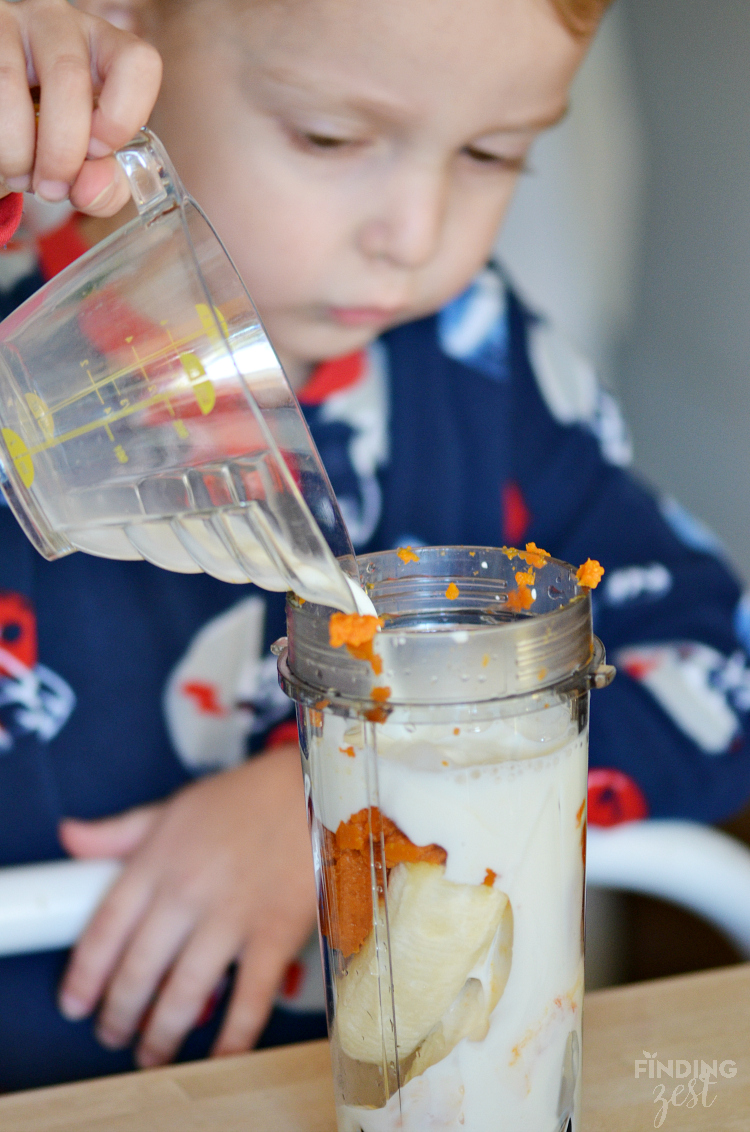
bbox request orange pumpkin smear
[329,611,384,674]
[576,559,605,589]
[319,808,447,956]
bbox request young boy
[2,0,750,1092]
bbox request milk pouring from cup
[0,130,366,613]
[277,546,614,1132]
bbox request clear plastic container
[0,130,358,610]
[276,546,614,1132]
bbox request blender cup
[0,130,359,611]
[276,545,614,1132]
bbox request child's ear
[73,0,153,36]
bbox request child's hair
[551,0,613,36]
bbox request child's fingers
[88,23,162,156]
[54,18,162,215]
[4,0,161,209]
[134,922,240,1067]
[69,154,131,217]
[60,804,161,860]
[211,938,289,1057]
[71,20,163,218]
[58,866,156,1021]
[93,901,196,1050]
[0,10,36,189]
[25,4,94,199]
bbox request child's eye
[304,132,350,148]
[462,147,527,172]
[294,130,363,153]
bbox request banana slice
[406,899,513,1081]
[336,861,509,1064]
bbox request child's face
[146,0,588,382]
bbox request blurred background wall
[499,0,750,583]
[497,0,750,984]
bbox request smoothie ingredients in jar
[280,546,611,1132]
[318,711,587,1132]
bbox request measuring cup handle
[114,128,187,217]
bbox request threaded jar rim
[278,546,605,720]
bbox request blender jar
[276,545,614,1132]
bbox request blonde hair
[550,0,614,36]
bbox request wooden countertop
[2,964,749,1131]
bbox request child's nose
[358,166,447,269]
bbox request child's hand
[57,745,317,1067]
[0,0,161,214]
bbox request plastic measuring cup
[0,130,361,612]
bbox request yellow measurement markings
[1,429,35,487]
[76,354,113,440]
[130,339,175,417]
[22,304,229,446]
[4,304,233,483]
[160,326,187,437]
[163,323,216,430]
[23,342,193,458]
[43,329,200,419]
[24,394,54,441]
[83,360,115,440]
[196,302,229,341]
[36,303,230,418]
[25,392,169,457]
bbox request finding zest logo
[635,1051,737,1127]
